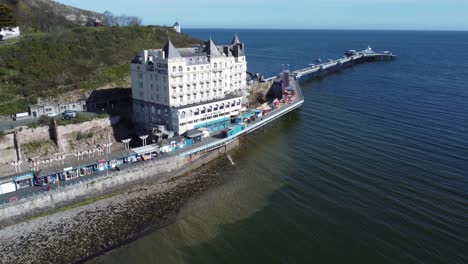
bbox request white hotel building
[131,35,247,135]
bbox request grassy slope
[0,26,199,115]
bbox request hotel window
[187,94,191,101]
[214,104,218,111]
[180,96,183,103]
[220,104,224,110]
[194,109,199,115]
[208,106,212,112]
[194,66,197,71]
[214,62,217,69]
[181,111,186,119]
[178,66,183,72]
[201,66,204,70]
[172,66,177,73]
[201,107,206,114]
[193,74,196,80]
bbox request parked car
[62,110,77,118]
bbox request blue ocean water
[89,29,468,264]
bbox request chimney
[143,50,148,63]
[233,45,240,57]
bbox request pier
[291,47,396,82]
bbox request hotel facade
[131,35,247,135]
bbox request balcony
[171,72,184,77]
[212,67,223,72]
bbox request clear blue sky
[56,0,468,31]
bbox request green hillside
[0,26,199,115]
[0,3,16,27]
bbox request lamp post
[122,138,132,150]
[139,135,149,146]
[104,142,113,154]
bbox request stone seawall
[0,137,239,227]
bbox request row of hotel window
[148,100,240,116]
[140,80,243,93]
[179,100,241,118]
[170,73,244,82]
[150,112,229,127]
[143,88,242,103]
[138,71,244,83]
[171,90,243,103]
[179,112,229,126]
[171,63,245,73]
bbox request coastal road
[0,112,100,131]
[0,156,167,205]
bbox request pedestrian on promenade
[47,185,51,192]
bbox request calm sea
[89,29,468,264]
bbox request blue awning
[14,172,34,182]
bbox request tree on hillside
[103,10,141,26]
[0,4,17,28]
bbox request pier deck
[292,48,396,82]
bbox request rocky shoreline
[0,156,230,264]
